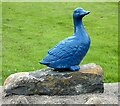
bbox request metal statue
[40,8,90,71]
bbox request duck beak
[84,11,90,15]
[80,10,90,16]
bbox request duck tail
[39,60,50,65]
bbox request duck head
[73,8,90,18]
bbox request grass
[2,2,118,85]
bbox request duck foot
[70,66,80,71]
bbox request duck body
[40,8,90,71]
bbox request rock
[4,63,104,96]
[0,86,2,105]
[85,97,103,104]
[2,83,119,104]
[85,95,119,105]
[10,96,29,104]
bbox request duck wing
[40,36,79,64]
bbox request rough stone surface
[1,83,119,105]
[10,95,29,104]
[3,63,104,96]
[85,97,104,104]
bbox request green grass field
[2,2,118,85]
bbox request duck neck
[73,17,85,34]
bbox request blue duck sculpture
[40,8,90,71]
